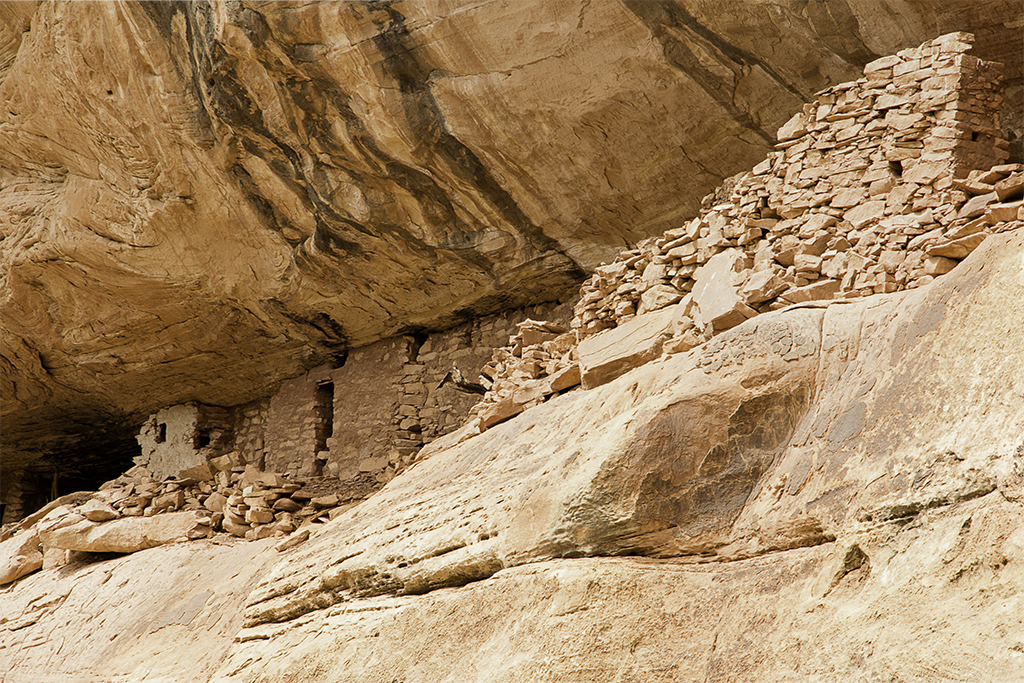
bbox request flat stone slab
[577,306,676,389]
[38,511,196,553]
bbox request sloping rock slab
[0,529,42,585]
[577,305,678,389]
[244,232,1024,631]
[218,493,1024,682]
[0,538,279,683]
[244,306,825,627]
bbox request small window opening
[888,160,903,178]
[971,131,980,141]
[315,382,334,453]
[156,423,167,444]
[195,429,211,449]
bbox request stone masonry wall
[232,397,271,470]
[573,32,1017,340]
[324,337,414,481]
[411,300,573,443]
[137,300,574,493]
[461,32,1023,436]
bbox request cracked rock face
[2,0,1021,474]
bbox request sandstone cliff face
[3,228,1023,683]
[2,0,1022,479]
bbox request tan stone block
[222,517,250,538]
[927,233,987,259]
[994,172,1024,202]
[246,507,275,525]
[878,251,906,274]
[272,497,303,513]
[577,306,676,390]
[151,490,185,514]
[479,397,523,430]
[548,364,582,393]
[277,529,311,552]
[358,456,388,473]
[831,187,867,208]
[844,201,887,229]
[902,160,949,184]
[944,217,988,240]
[794,254,822,273]
[777,112,808,141]
[778,279,841,304]
[985,201,1023,224]
[924,256,958,275]
[741,270,787,305]
[640,284,684,313]
[80,499,119,522]
[957,191,998,219]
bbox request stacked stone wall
[573,32,1017,340]
[461,32,1023,436]
[0,471,51,526]
[411,300,573,442]
[232,397,271,469]
[128,300,572,498]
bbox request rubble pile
[0,462,363,586]
[466,320,582,429]
[466,31,1022,432]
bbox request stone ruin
[3,31,1022,587]
[573,31,1015,339]
[466,31,1023,431]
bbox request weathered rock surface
[238,230,1024,634]
[2,230,1022,682]
[3,0,1022,477]
[38,510,197,553]
[0,528,42,586]
[0,537,279,683]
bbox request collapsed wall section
[572,31,1017,340]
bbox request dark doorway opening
[315,382,334,453]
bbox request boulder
[38,511,197,553]
[639,284,683,313]
[79,499,119,522]
[0,529,43,585]
[741,269,788,305]
[691,250,757,332]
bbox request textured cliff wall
[2,21,1024,680]
[2,0,1022,507]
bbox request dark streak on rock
[804,0,879,66]
[365,2,584,275]
[622,0,798,145]
[265,300,349,355]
